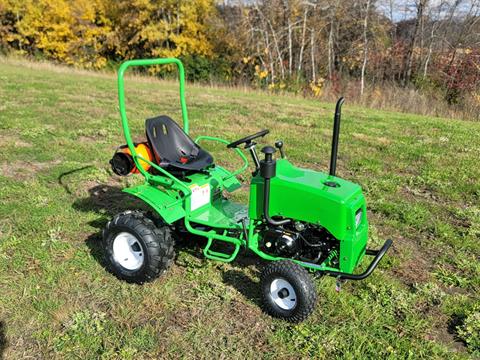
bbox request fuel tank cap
[324,181,340,188]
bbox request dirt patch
[387,233,433,285]
[77,129,109,143]
[226,298,265,329]
[78,135,98,143]
[392,257,432,284]
[1,159,61,180]
[402,185,440,202]
[0,133,32,148]
[424,308,467,354]
[155,297,271,356]
[369,213,469,353]
[369,212,435,285]
[352,132,392,145]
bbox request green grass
[0,57,479,359]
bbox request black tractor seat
[145,115,214,172]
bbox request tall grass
[2,55,477,121]
[317,80,480,121]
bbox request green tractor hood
[249,159,367,241]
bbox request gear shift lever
[275,140,285,158]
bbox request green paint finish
[123,185,185,224]
[117,58,189,182]
[249,159,368,273]
[249,159,364,239]
[340,197,369,273]
[203,237,241,262]
[190,199,247,229]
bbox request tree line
[1,0,479,116]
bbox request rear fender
[123,184,185,224]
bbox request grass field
[0,57,479,359]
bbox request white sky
[377,0,478,22]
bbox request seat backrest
[145,115,198,166]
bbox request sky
[377,0,478,22]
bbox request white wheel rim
[112,232,144,271]
[270,278,297,310]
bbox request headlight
[355,209,362,228]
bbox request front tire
[102,211,174,284]
[260,260,317,323]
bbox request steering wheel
[227,129,270,148]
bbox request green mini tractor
[102,58,392,322]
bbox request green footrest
[203,237,241,263]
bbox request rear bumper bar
[324,239,393,280]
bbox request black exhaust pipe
[329,97,345,177]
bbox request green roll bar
[117,58,189,182]
[117,58,252,262]
[117,58,249,188]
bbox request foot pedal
[203,237,240,263]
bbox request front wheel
[260,260,317,323]
[102,211,175,284]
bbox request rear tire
[260,260,317,323]
[102,210,174,284]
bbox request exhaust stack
[329,97,345,177]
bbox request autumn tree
[0,0,111,68]
[0,0,217,71]
[106,0,216,74]
[0,0,479,107]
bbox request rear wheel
[102,211,174,284]
[260,260,317,322]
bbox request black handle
[259,146,276,179]
[275,140,285,158]
[328,239,393,280]
[227,129,269,149]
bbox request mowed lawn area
[0,58,479,359]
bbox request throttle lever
[275,140,285,158]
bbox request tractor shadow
[72,184,142,271]
[59,166,149,271]
[0,321,7,360]
[221,267,263,307]
[178,239,263,306]
[71,183,171,272]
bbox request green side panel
[189,199,247,229]
[122,165,241,226]
[340,215,368,273]
[336,194,369,273]
[123,184,185,224]
[184,168,246,229]
[249,159,364,239]
[185,165,242,195]
[211,165,242,193]
[248,159,369,273]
